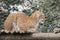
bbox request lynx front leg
[27,26,38,33]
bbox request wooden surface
[0,32,60,40]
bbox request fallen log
[53,28,60,33]
[0,31,60,40]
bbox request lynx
[4,9,45,33]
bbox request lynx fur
[4,9,45,33]
[4,12,28,33]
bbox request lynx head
[31,8,45,24]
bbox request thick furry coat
[4,10,45,33]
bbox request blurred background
[0,0,60,33]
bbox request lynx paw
[27,29,36,33]
[4,30,10,33]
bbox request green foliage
[39,0,60,32]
